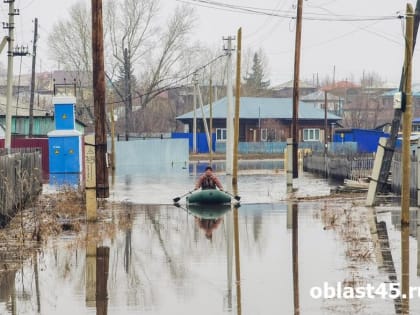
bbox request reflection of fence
[303,152,375,180]
[0,150,42,226]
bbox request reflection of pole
[292,203,299,315]
[402,3,414,225]
[96,247,110,315]
[86,224,97,307]
[233,205,242,315]
[34,251,41,313]
[233,28,242,185]
[226,205,233,310]
[401,225,410,314]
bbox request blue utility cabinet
[48,96,83,186]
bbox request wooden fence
[0,150,42,227]
[303,152,375,181]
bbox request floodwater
[2,160,420,314]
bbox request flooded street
[1,161,420,314]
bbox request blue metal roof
[176,97,342,120]
[382,83,420,97]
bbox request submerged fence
[0,150,42,227]
[390,152,417,199]
[303,152,375,181]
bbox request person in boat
[194,166,224,191]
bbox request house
[176,97,341,143]
[271,80,317,98]
[300,90,343,116]
[0,114,86,137]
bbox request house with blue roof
[176,97,341,143]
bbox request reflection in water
[187,204,230,240]
[86,224,110,315]
[291,203,299,315]
[234,204,242,315]
[367,207,402,313]
[5,200,420,314]
[401,224,409,314]
[0,270,16,314]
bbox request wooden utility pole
[233,27,242,185]
[402,3,414,225]
[92,0,109,198]
[29,17,38,138]
[224,36,235,175]
[292,0,303,178]
[124,48,131,141]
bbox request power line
[179,0,404,22]
[107,54,226,105]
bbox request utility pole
[402,3,414,226]
[224,35,235,175]
[92,0,109,198]
[192,73,197,153]
[29,17,38,138]
[375,0,420,196]
[233,27,242,185]
[292,0,303,179]
[124,47,132,141]
[324,90,328,154]
[4,0,17,151]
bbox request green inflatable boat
[186,189,231,205]
[187,204,231,219]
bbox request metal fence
[390,152,417,199]
[303,152,375,180]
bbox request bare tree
[105,0,158,76]
[138,4,196,108]
[48,2,92,74]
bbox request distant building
[0,114,85,137]
[176,97,341,143]
[270,80,317,98]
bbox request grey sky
[4,0,418,86]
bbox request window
[261,128,268,142]
[216,128,227,142]
[413,124,420,132]
[303,128,320,141]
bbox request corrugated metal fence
[303,152,375,180]
[0,150,42,227]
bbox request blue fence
[171,132,215,153]
[333,129,389,153]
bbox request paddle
[173,190,194,203]
[223,191,241,202]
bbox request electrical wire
[106,53,227,105]
[178,0,404,22]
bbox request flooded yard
[1,160,420,314]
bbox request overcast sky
[4,0,419,86]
